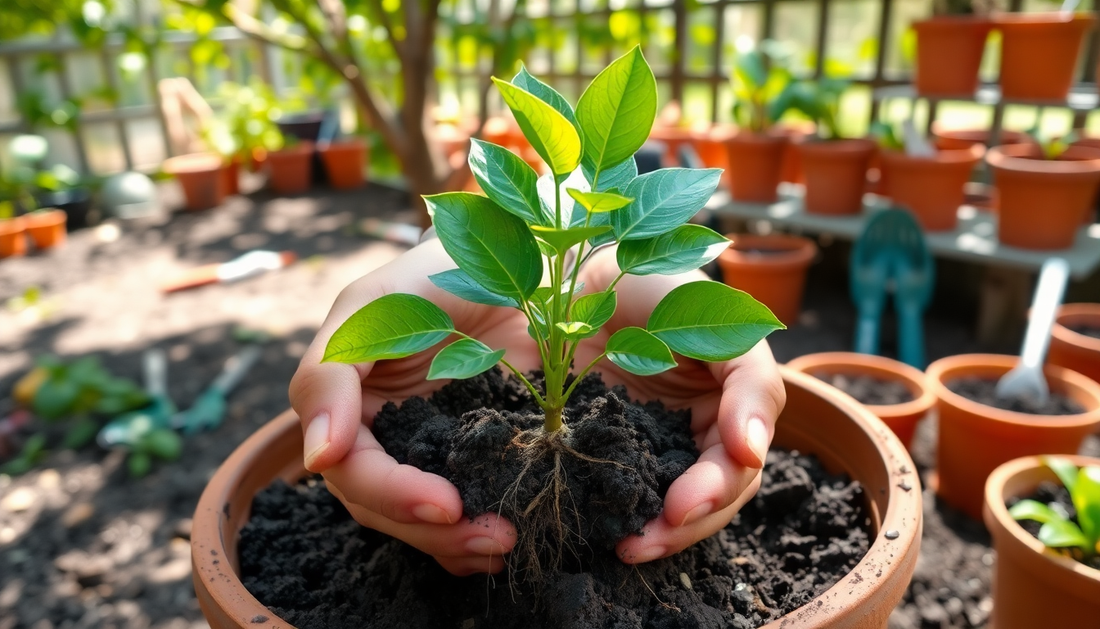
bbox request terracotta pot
[220,158,240,196]
[192,369,921,628]
[995,12,1096,100]
[318,139,367,190]
[913,17,994,96]
[798,139,877,215]
[931,124,1033,151]
[484,116,528,152]
[987,143,1100,250]
[776,122,817,184]
[880,143,985,231]
[266,142,314,195]
[1048,303,1100,385]
[0,217,27,258]
[1072,136,1100,224]
[694,124,735,182]
[786,352,935,449]
[927,353,1100,520]
[726,131,790,203]
[24,209,67,250]
[717,233,817,326]
[983,455,1100,629]
[163,152,227,211]
[649,124,695,166]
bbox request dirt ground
[1,179,1098,629]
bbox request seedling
[324,47,783,434]
[781,77,851,140]
[1009,456,1100,561]
[731,41,795,134]
[1030,129,1079,160]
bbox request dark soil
[947,377,1086,416]
[240,446,871,629]
[1067,325,1100,341]
[813,372,915,406]
[1008,480,1100,571]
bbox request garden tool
[160,250,297,293]
[97,349,176,448]
[171,345,262,435]
[850,208,934,368]
[901,119,935,158]
[995,257,1070,406]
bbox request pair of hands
[288,239,785,576]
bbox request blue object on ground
[850,208,935,368]
[172,345,262,434]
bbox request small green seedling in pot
[324,46,783,434]
[731,40,796,134]
[1009,456,1100,561]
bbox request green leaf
[513,65,577,131]
[323,293,455,363]
[1009,499,1065,525]
[1038,519,1090,550]
[566,188,633,213]
[1043,456,1079,496]
[141,428,183,460]
[128,451,152,478]
[572,291,616,331]
[428,192,543,300]
[606,327,678,376]
[647,281,785,361]
[62,416,99,449]
[583,154,637,193]
[427,338,506,380]
[539,169,589,228]
[613,168,723,241]
[530,224,612,256]
[556,321,595,340]
[468,139,546,225]
[1074,465,1100,542]
[576,46,657,174]
[618,225,730,276]
[429,269,520,308]
[493,77,581,176]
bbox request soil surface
[240,444,870,629]
[1067,325,1100,341]
[812,373,915,406]
[1008,480,1100,571]
[946,377,1086,416]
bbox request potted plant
[0,199,26,258]
[0,138,67,250]
[317,135,368,190]
[926,353,1100,520]
[265,135,314,196]
[786,351,935,449]
[872,121,985,231]
[911,0,995,96]
[725,41,796,203]
[983,455,1100,628]
[716,232,817,326]
[162,152,227,211]
[33,163,97,230]
[1048,303,1100,384]
[192,50,922,628]
[994,10,1097,101]
[986,135,1100,250]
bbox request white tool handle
[144,349,168,397]
[1020,258,1069,370]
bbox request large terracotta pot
[0,218,27,258]
[786,352,935,449]
[995,12,1096,100]
[1048,303,1100,384]
[318,139,367,190]
[726,132,790,203]
[266,142,315,196]
[987,143,1100,250]
[983,455,1100,629]
[880,143,985,231]
[163,152,226,211]
[798,139,877,215]
[778,121,816,184]
[717,233,817,327]
[927,353,1100,520]
[24,209,67,250]
[913,17,994,96]
[192,369,921,628]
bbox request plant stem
[562,352,607,401]
[499,357,547,408]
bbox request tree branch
[366,0,403,62]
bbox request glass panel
[683,81,713,124]
[720,3,765,76]
[685,5,720,76]
[773,1,820,76]
[83,123,126,175]
[825,0,881,79]
[126,117,167,170]
[884,0,932,79]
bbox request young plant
[324,47,784,435]
[731,41,795,134]
[869,121,905,152]
[780,77,851,141]
[1031,129,1079,160]
[1009,456,1100,561]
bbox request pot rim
[269,141,316,158]
[983,454,1100,583]
[926,353,1100,428]
[163,152,224,174]
[797,137,877,157]
[992,11,1097,27]
[318,138,367,152]
[1053,303,1100,353]
[785,351,936,419]
[727,130,791,146]
[0,216,26,232]
[913,15,994,27]
[930,123,1033,145]
[23,209,67,227]
[880,142,985,166]
[987,144,1100,175]
[720,233,818,270]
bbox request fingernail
[412,503,453,524]
[627,544,667,564]
[681,501,714,527]
[303,412,330,471]
[466,536,506,556]
[746,417,769,468]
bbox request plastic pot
[24,209,67,250]
[995,12,1096,101]
[726,131,790,203]
[798,139,877,216]
[983,455,1100,629]
[880,143,985,231]
[266,142,315,196]
[163,153,227,211]
[717,233,817,326]
[931,124,1032,151]
[191,368,921,629]
[913,17,993,96]
[786,352,935,449]
[987,143,1100,250]
[0,218,27,258]
[1048,303,1100,385]
[37,187,95,230]
[927,353,1100,520]
[318,139,367,190]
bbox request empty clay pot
[995,12,1096,100]
[880,143,985,231]
[163,152,227,211]
[318,139,368,190]
[24,209,67,250]
[798,138,877,215]
[725,132,790,203]
[913,17,994,96]
[0,218,27,258]
[267,142,315,196]
[1048,303,1100,385]
[717,233,817,326]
